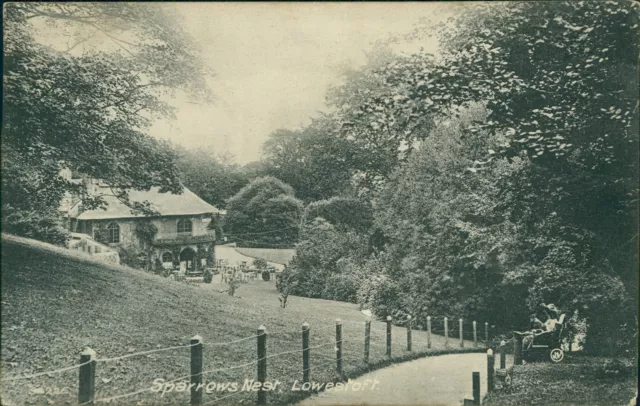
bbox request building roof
[73,186,222,220]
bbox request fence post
[514,334,523,366]
[444,317,449,348]
[364,320,371,363]
[336,319,343,378]
[459,318,464,348]
[473,321,477,347]
[406,316,412,352]
[485,322,489,343]
[78,348,96,405]
[487,348,495,392]
[472,372,481,405]
[190,335,203,405]
[257,325,267,405]
[500,341,506,370]
[386,316,392,357]
[302,322,310,384]
[427,316,432,349]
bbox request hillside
[1,234,477,405]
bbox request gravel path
[299,352,497,406]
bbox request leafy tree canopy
[225,177,303,247]
[261,115,356,203]
[3,3,214,217]
[172,144,250,210]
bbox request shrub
[2,205,69,246]
[118,246,146,269]
[261,270,271,281]
[359,275,403,319]
[322,273,359,303]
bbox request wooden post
[473,321,477,347]
[487,348,495,392]
[427,316,432,349]
[500,344,506,370]
[190,335,203,405]
[406,316,412,352]
[472,372,481,405]
[364,320,371,363]
[386,316,392,357]
[485,322,489,343]
[459,318,464,348]
[78,348,96,405]
[444,317,449,348]
[514,334,523,366]
[302,322,310,384]
[257,325,267,405]
[336,319,343,378]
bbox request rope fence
[3,315,504,405]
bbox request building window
[107,222,120,244]
[177,219,193,234]
[162,252,173,263]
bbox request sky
[30,2,454,165]
[146,2,452,164]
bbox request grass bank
[1,234,479,405]
[483,354,637,406]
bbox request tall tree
[172,145,249,209]
[335,1,638,312]
[225,177,303,247]
[261,116,355,203]
[2,3,214,221]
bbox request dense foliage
[225,177,303,247]
[261,116,356,203]
[2,3,213,236]
[303,196,373,234]
[173,145,250,209]
[283,1,638,355]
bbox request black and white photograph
[1,2,638,405]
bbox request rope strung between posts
[95,342,199,363]
[2,332,260,382]
[1,360,92,381]
[203,334,261,347]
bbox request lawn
[1,234,481,405]
[234,247,296,266]
[483,355,637,406]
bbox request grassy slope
[1,235,478,406]
[483,356,637,406]
[234,248,296,266]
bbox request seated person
[520,303,560,349]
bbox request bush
[118,246,146,269]
[2,205,69,246]
[261,270,271,281]
[357,274,406,320]
[203,268,213,283]
[322,273,360,303]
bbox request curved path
[299,352,492,406]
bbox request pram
[514,313,568,363]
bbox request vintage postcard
[2,2,638,405]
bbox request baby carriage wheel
[549,348,564,363]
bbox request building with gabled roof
[61,173,223,274]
